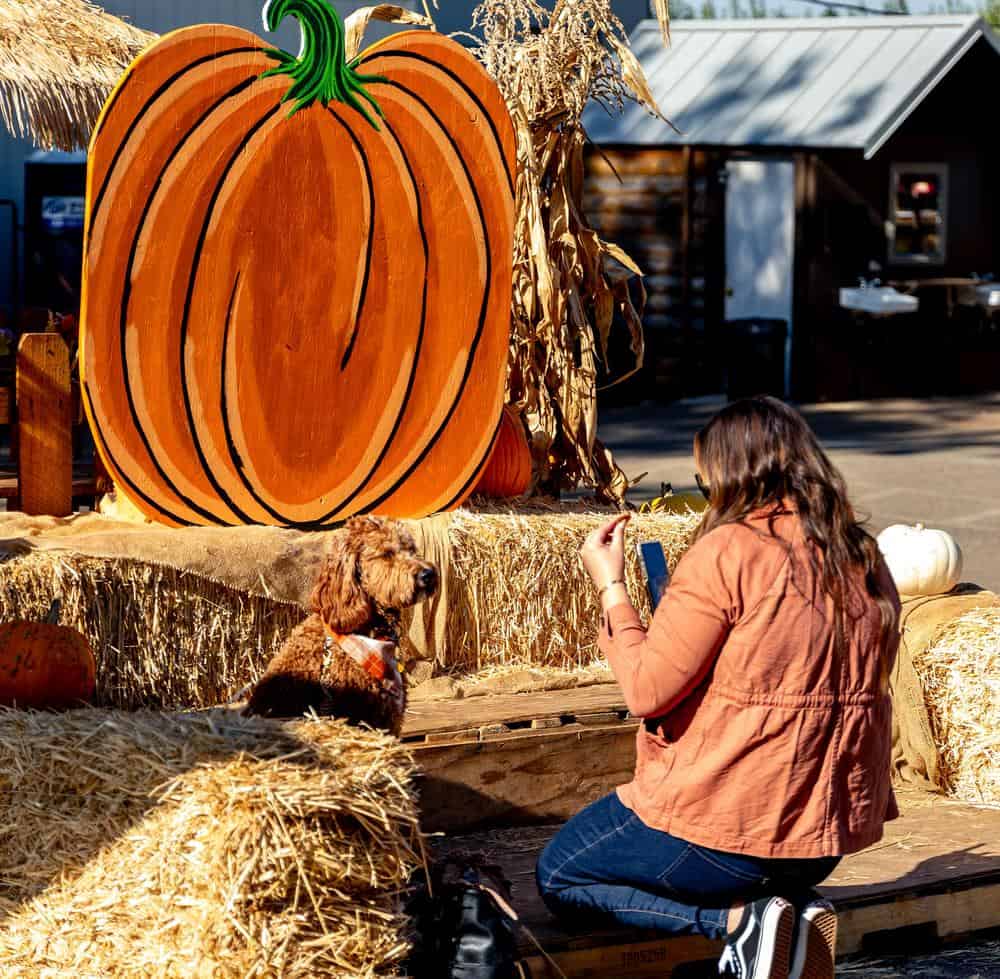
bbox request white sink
[958,283,1000,308]
[839,287,919,316]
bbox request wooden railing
[0,334,104,515]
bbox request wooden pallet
[403,686,636,833]
[406,686,1000,975]
[434,793,1000,977]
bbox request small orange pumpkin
[474,408,532,498]
[0,604,96,709]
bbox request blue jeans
[536,793,840,940]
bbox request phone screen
[637,541,670,609]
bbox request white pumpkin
[876,523,963,597]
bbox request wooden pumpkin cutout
[474,407,532,498]
[80,0,516,528]
[0,600,96,709]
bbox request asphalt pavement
[600,394,1000,592]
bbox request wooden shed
[585,16,1000,402]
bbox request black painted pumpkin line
[441,410,505,513]
[357,77,500,519]
[190,77,493,527]
[89,45,265,228]
[81,380,181,524]
[334,115,378,371]
[213,110,418,528]
[177,103,289,525]
[115,81,278,528]
[91,75,271,527]
[358,47,516,199]
[302,111,433,526]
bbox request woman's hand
[581,514,631,593]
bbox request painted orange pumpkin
[0,620,96,709]
[80,0,516,528]
[474,407,532,498]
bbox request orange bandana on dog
[323,628,405,712]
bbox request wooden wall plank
[16,333,71,516]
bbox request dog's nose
[418,567,438,593]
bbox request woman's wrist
[599,581,630,612]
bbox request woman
[536,397,900,979]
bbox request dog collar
[323,628,405,712]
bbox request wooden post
[16,333,72,516]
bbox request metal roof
[585,15,1000,158]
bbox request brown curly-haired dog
[244,516,437,734]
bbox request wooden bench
[0,334,103,514]
[403,685,1000,976]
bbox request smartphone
[637,541,670,609]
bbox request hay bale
[0,709,420,977]
[0,553,304,710]
[446,505,701,672]
[0,504,702,704]
[912,606,1000,805]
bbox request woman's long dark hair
[694,396,897,665]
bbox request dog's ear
[346,514,385,537]
[310,531,372,635]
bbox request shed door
[724,159,795,396]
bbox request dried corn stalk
[469,0,670,502]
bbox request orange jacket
[600,507,900,859]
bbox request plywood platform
[405,686,1000,976]
[435,793,1000,977]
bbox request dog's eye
[380,550,395,560]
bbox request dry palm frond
[469,0,670,503]
[0,710,421,977]
[0,0,154,150]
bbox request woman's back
[602,505,901,858]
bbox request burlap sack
[891,585,1000,792]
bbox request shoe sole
[798,906,838,979]
[756,899,796,979]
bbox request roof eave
[863,20,996,159]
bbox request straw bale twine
[445,505,701,672]
[0,709,420,977]
[912,605,1000,805]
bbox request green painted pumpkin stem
[262,0,384,128]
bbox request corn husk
[913,606,1000,805]
[469,0,670,503]
[344,4,435,61]
[0,709,421,977]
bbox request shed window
[888,164,947,265]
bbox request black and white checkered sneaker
[718,896,795,979]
